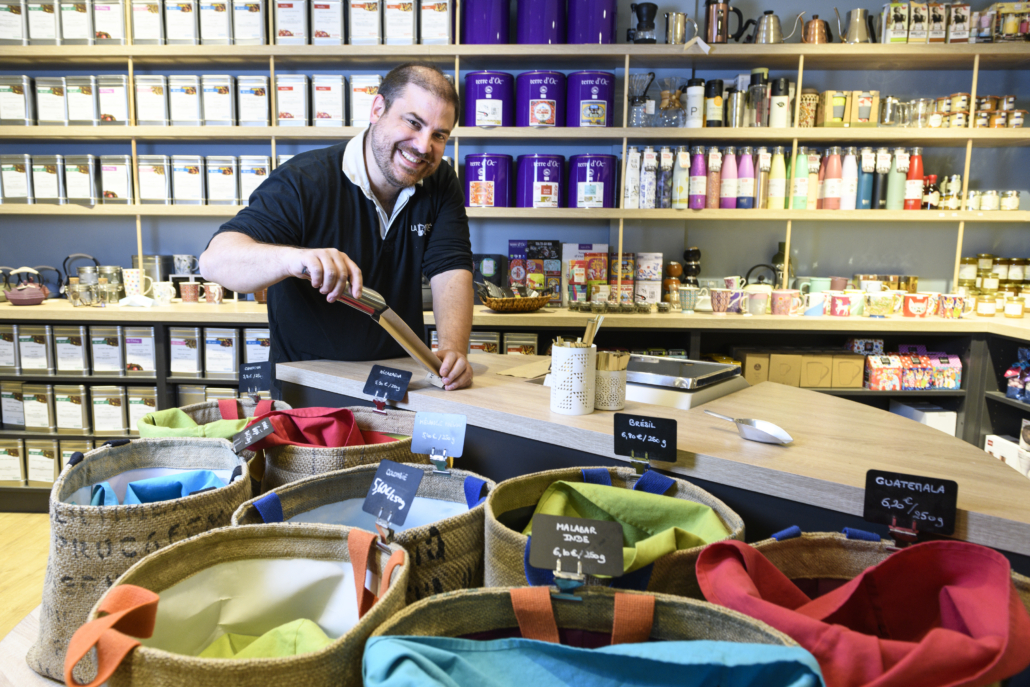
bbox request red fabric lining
[244,407,399,450]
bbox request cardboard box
[634,281,661,305]
[832,354,866,388]
[768,353,802,387]
[561,242,608,307]
[866,354,903,391]
[817,91,852,127]
[928,1,947,41]
[846,338,884,355]
[908,2,929,42]
[985,434,1021,465]
[929,353,962,389]
[741,351,770,386]
[946,3,970,42]
[900,353,933,390]
[847,90,880,127]
[1017,448,1030,478]
[508,240,527,288]
[800,354,834,388]
[889,399,956,436]
[882,2,910,43]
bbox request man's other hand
[435,349,472,390]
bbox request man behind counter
[200,63,474,396]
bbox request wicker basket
[482,294,552,313]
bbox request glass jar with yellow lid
[977,253,996,271]
[958,257,978,281]
[1010,258,1028,282]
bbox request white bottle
[768,77,791,128]
[640,146,657,210]
[672,145,690,209]
[840,146,859,211]
[624,146,641,209]
[684,77,705,128]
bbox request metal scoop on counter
[704,409,793,445]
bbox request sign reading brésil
[613,413,677,463]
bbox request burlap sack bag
[262,407,428,490]
[484,466,744,590]
[63,523,408,687]
[27,438,252,681]
[178,398,292,424]
[233,464,495,603]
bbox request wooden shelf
[0,429,97,439]
[815,388,966,397]
[0,375,157,383]
[985,391,1030,412]
[0,125,363,141]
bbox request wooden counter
[278,354,1030,557]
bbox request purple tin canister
[515,71,565,127]
[516,0,565,44]
[568,154,616,208]
[516,154,564,208]
[567,0,616,44]
[464,71,515,127]
[465,153,513,208]
[462,0,510,44]
[566,71,615,127]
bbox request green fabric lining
[198,619,333,659]
[137,408,251,439]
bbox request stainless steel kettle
[834,7,877,43]
[743,10,804,44]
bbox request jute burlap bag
[233,464,495,603]
[484,466,744,589]
[262,408,429,490]
[178,398,292,424]
[63,523,409,687]
[27,438,252,681]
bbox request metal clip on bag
[256,407,428,490]
[484,467,744,591]
[695,529,1030,687]
[27,438,252,681]
[233,463,495,603]
[63,524,409,687]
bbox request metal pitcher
[834,7,877,43]
[801,14,833,43]
[743,10,804,44]
[665,11,698,44]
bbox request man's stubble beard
[369,119,438,189]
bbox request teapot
[834,7,877,43]
[801,14,833,43]
[742,10,804,44]
[5,267,51,306]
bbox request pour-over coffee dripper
[627,2,659,43]
[627,71,655,127]
[658,76,686,127]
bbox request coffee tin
[566,71,614,127]
[169,74,202,125]
[0,439,24,487]
[18,326,52,373]
[90,325,124,374]
[92,0,125,43]
[516,0,562,43]
[243,327,270,362]
[59,0,93,43]
[463,70,513,127]
[566,0,614,43]
[169,326,203,377]
[54,384,90,434]
[23,384,55,431]
[199,0,231,43]
[515,153,563,208]
[66,75,98,124]
[65,154,99,205]
[99,154,131,203]
[205,386,237,401]
[515,70,564,127]
[97,74,129,125]
[348,0,381,43]
[205,155,238,204]
[35,76,68,125]
[25,439,59,485]
[273,0,306,43]
[31,154,66,204]
[312,73,344,126]
[204,327,239,379]
[419,0,450,44]
[0,326,19,375]
[275,73,308,126]
[91,385,128,436]
[137,154,170,203]
[974,110,989,127]
[383,0,414,44]
[0,75,35,125]
[237,75,268,125]
[231,0,262,43]
[276,154,292,165]
[0,0,29,44]
[53,325,89,374]
[310,0,342,43]
[504,332,538,355]
[130,0,163,42]
[201,74,234,124]
[349,74,380,126]
[1,153,33,203]
[238,155,269,204]
[177,384,206,405]
[1,381,24,429]
[164,0,198,44]
[127,386,157,434]
[464,153,512,207]
[172,154,205,204]
[467,331,501,353]
[134,74,168,125]
[568,153,616,208]
[27,0,60,44]
[1009,110,1025,128]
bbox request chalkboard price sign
[529,514,625,578]
[863,469,958,535]
[231,418,274,454]
[411,412,467,458]
[361,459,425,527]
[362,365,412,402]
[613,413,677,463]
[239,362,271,393]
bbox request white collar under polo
[341,127,423,240]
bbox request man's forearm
[200,232,294,294]
[430,269,473,351]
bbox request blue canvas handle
[633,470,675,495]
[254,492,284,523]
[843,527,881,542]
[771,526,803,541]
[523,535,555,586]
[581,468,612,486]
[463,475,488,508]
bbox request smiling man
[200,63,473,396]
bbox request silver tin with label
[199,0,230,43]
[311,0,342,44]
[31,154,66,204]
[276,154,292,166]
[171,154,205,204]
[97,74,129,125]
[205,386,236,401]
[131,0,164,42]
[18,325,53,373]
[65,154,99,205]
[127,386,157,434]
[0,439,25,486]
[1,153,34,203]
[53,325,89,374]
[89,325,124,375]
[0,325,19,375]
[25,438,60,485]
[272,0,304,43]
[0,75,35,125]
[92,0,125,42]
[66,75,99,125]
[419,0,450,44]
[124,326,157,375]
[163,0,198,43]
[237,75,268,126]
[242,327,270,363]
[136,154,171,203]
[27,0,61,44]
[467,331,501,354]
[34,76,68,125]
[99,154,132,203]
[22,383,56,432]
[54,384,90,435]
[168,74,202,125]
[201,74,234,125]
[347,0,379,44]
[60,439,93,468]
[91,385,127,436]
[169,326,202,377]
[384,0,414,45]
[134,74,168,125]
[59,0,93,43]
[311,74,344,126]
[177,384,206,405]
[203,327,239,379]
[231,0,261,42]
[205,155,238,205]
[275,74,307,126]
[348,73,380,127]
[0,0,29,44]
[238,155,269,204]
[1,381,25,430]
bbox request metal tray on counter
[626,355,740,390]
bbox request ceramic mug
[938,293,974,319]
[829,276,853,291]
[828,292,854,317]
[152,281,175,306]
[885,289,907,314]
[902,292,937,317]
[807,277,833,294]
[864,291,901,317]
[803,292,826,317]
[772,289,802,316]
[727,289,745,313]
[201,282,225,304]
[711,288,734,315]
[745,291,769,316]
[724,276,746,290]
[794,276,813,293]
[678,286,708,314]
[122,268,153,297]
[174,254,199,275]
[179,281,201,303]
[844,289,865,316]
[859,279,883,292]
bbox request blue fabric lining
[254,492,285,523]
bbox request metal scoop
[704,409,793,445]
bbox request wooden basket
[482,294,552,313]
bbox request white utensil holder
[549,344,596,416]
[594,369,627,411]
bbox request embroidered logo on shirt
[411,223,432,237]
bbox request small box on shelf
[889,399,956,436]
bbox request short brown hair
[378,63,460,126]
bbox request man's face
[368,83,454,189]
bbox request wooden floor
[0,513,50,640]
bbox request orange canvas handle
[610,593,655,645]
[510,587,560,643]
[378,549,406,599]
[348,529,378,618]
[64,585,160,687]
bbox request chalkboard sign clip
[371,390,388,415]
[886,516,920,551]
[552,558,586,602]
[429,448,450,475]
[374,508,396,554]
[628,450,650,479]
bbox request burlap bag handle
[63,530,402,687]
[509,587,656,645]
[218,398,273,420]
